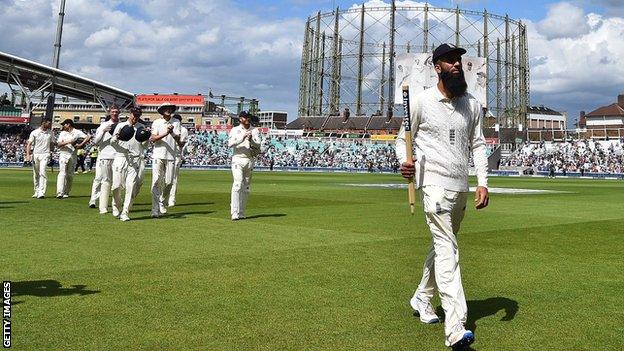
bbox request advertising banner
[371,134,397,141]
[136,95,205,106]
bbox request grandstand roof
[323,116,368,130]
[367,116,402,131]
[527,106,563,116]
[585,103,624,117]
[0,50,134,108]
[286,116,326,130]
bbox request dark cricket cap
[239,111,250,119]
[135,127,150,142]
[432,43,467,63]
[118,124,136,141]
[61,118,74,126]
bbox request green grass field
[1,168,623,350]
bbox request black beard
[439,69,467,97]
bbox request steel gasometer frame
[298,1,529,128]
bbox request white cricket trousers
[97,159,115,213]
[89,158,102,206]
[151,158,175,213]
[230,156,253,218]
[32,153,49,196]
[133,158,145,199]
[167,157,183,206]
[56,154,76,196]
[413,185,469,347]
[111,156,142,217]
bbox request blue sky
[1,0,624,126]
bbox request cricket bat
[401,85,416,215]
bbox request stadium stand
[1,125,622,175]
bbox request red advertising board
[0,116,29,124]
[135,95,205,106]
[485,137,499,144]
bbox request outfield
[1,168,622,350]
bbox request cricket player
[166,113,189,207]
[56,119,91,198]
[91,107,120,213]
[88,117,108,208]
[150,102,181,218]
[25,118,53,198]
[395,44,489,351]
[110,107,148,221]
[228,111,261,220]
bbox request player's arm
[92,125,107,145]
[150,123,173,142]
[110,124,123,144]
[75,132,91,149]
[175,129,188,148]
[56,133,72,147]
[249,129,262,146]
[25,133,34,161]
[470,104,489,209]
[227,129,246,148]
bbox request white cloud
[85,27,121,48]
[1,0,622,122]
[0,0,304,118]
[537,2,591,40]
[527,7,624,119]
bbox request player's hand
[400,162,415,179]
[25,154,32,162]
[103,125,111,132]
[474,186,489,209]
[167,124,174,133]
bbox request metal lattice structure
[298,2,529,128]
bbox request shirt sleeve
[93,125,105,145]
[470,103,489,188]
[76,130,87,139]
[228,128,245,148]
[395,92,421,164]
[250,129,261,146]
[28,131,36,143]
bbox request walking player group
[25,102,259,222]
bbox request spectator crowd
[501,139,624,174]
[2,126,623,174]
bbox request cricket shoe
[410,296,440,324]
[89,203,96,208]
[62,194,69,198]
[451,330,475,351]
[159,204,168,214]
[112,209,120,217]
[119,214,130,222]
[56,194,63,199]
[37,195,45,199]
[32,193,38,198]
[151,211,161,218]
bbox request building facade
[256,111,287,129]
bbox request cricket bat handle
[405,131,416,215]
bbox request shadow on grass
[244,213,287,219]
[132,201,214,207]
[12,280,100,305]
[431,296,519,334]
[0,201,29,205]
[131,210,216,221]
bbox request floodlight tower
[45,0,66,120]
